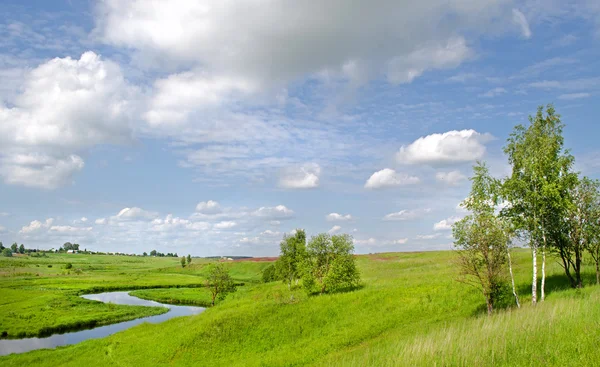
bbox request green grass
[0,254,263,338]
[1,250,600,366]
[129,288,214,307]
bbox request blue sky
[1,0,599,256]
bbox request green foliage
[261,264,278,283]
[302,233,361,294]
[454,162,511,314]
[64,263,73,270]
[186,254,192,265]
[11,243,18,252]
[275,229,307,289]
[0,242,4,250]
[62,243,80,251]
[2,248,12,257]
[205,262,236,305]
[180,257,186,268]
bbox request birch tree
[502,104,574,304]
[453,162,512,315]
[276,229,307,290]
[580,178,600,284]
[302,233,360,294]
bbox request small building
[67,250,78,254]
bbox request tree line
[453,104,600,314]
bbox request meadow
[1,249,599,366]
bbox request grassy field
[1,249,599,366]
[0,254,264,338]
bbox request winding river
[0,291,205,356]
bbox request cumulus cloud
[416,234,442,240]
[396,130,493,165]
[512,9,532,39]
[94,0,518,86]
[326,213,352,222]
[0,52,137,189]
[195,200,222,214]
[279,163,320,189]
[435,171,467,185]
[328,225,342,234]
[364,169,420,189]
[383,209,431,221]
[433,216,462,231]
[20,218,54,234]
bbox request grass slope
[1,250,599,366]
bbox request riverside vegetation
[2,104,600,366]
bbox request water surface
[0,291,205,356]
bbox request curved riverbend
[0,291,205,356]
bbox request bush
[261,264,278,283]
[48,264,52,268]
[2,248,12,257]
[65,263,73,270]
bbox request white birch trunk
[532,244,537,305]
[507,250,520,308]
[541,244,546,302]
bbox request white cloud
[433,216,462,231]
[214,221,237,229]
[252,205,294,219]
[95,218,107,225]
[80,217,88,223]
[49,225,93,234]
[0,52,137,189]
[396,130,493,165]
[512,9,532,39]
[114,207,159,221]
[393,238,408,245]
[279,163,320,189]
[383,209,431,221]
[326,213,352,222]
[416,234,442,240]
[479,87,507,98]
[328,225,342,234]
[364,169,420,189]
[558,93,591,100]
[0,212,9,217]
[435,171,467,186]
[20,218,54,234]
[95,0,518,87]
[195,200,222,214]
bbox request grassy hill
[1,250,599,366]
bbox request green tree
[143,252,148,256]
[0,242,4,250]
[454,162,512,315]
[302,233,360,294]
[2,248,12,257]
[187,254,192,265]
[579,179,600,284]
[181,257,186,268]
[11,243,17,252]
[150,250,157,256]
[261,264,278,283]
[205,262,236,306]
[502,104,575,304]
[18,244,25,254]
[275,229,307,290]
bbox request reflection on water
[0,291,205,356]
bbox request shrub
[2,248,12,257]
[65,263,73,269]
[262,264,278,283]
[48,264,53,268]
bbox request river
[0,291,205,356]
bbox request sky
[1,0,600,256]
